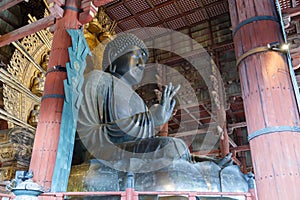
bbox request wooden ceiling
[103,0,228,32]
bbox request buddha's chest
[112,81,147,119]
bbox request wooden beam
[0,0,24,12]
[227,121,247,134]
[231,156,242,166]
[192,144,250,156]
[0,15,55,48]
[169,124,217,137]
[0,13,18,28]
[282,4,300,16]
[228,136,237,148]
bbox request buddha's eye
[131,54,139,59]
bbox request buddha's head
[102,33,149,86]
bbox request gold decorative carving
[3,85,20,119]
[0,143,14,164]
[7,52,25,84]
[0,130,9,144]
[0,166,15,181]
[19,32,51,86]
[12,41,46,74]
[28,14,52,50]
[2,13,53,129]
[21,33,41,57]
[0,68,40,129]
[8,39,48,88]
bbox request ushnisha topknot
[102,33,149,70]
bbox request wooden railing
[0,189,255,200]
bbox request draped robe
[77,70,190,172]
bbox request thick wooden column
[228,0,300,199]
[159,123,168,137]
[29,0,81,190]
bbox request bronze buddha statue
[77,33,190,172]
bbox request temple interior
[0,0,300,199]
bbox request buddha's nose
[136,63,145,70]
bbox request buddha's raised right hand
[150,83,180,126]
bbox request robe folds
[77,70,190,172]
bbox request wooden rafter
[0,15,55,48]
[192,144,250,156]
[0,0,25,12]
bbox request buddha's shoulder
[84,70,112,83]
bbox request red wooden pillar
[228,0,300,199]
[236,128,247,174]
[29,0,81,190]
[159,123,168,137]
[219,125,230,158]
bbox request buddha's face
[111,46,147,86]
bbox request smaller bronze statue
[28,105,40,127]
[30,72,45,97]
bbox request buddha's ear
[107,47,117,72]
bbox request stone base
[68,159,249,199]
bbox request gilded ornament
[40,51,50,71]
[0,166,14,181]
[0,143,14,163]
[3,85,20,118]
[84,7,116,51]
[30,72,45,97]
[27,105,40,127]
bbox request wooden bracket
[46,0,112,25]
[93,0,114,7]
[231,156,242,166]
[47,0,65,19]
[79,0,98,25]
[231,150,242,166]
[47,0,65,6]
